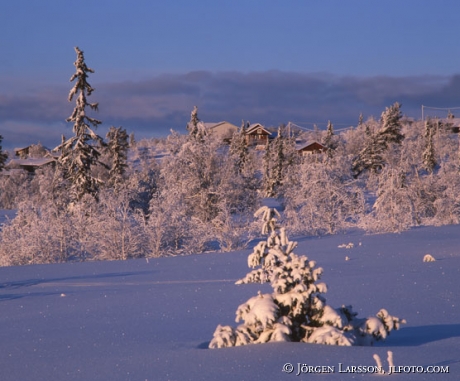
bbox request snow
[0,209,16,229]
[0,225,459,380]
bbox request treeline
[0,130,262,265]
[1,47,460,266]
[2,107,460,266]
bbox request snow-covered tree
[422,119,437,173]
[352,103,404,178]
[282,161,364,235]
[363,166,418,233]
[262,139,273,196]
[55,47,106,201]
[322,120,338,157]
[212,203,257,252]
[262,126,296,197]
[209,207,405,348]
[129,132,136,147]
[0,135,7,172]
[0,198,72,266]
[270,127,285,195]
[106,126,129,186]
[229,121,249,174]
[430,161,460,225]
[90,188,146,260]
[143,191,171,257]
[351,130,385,178]
[0,170,26,208]
[186,106,207,141]
[380,102,404,145]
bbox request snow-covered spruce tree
[422,118,437,173]
[129,132,136,147]
[106,126,129,186]
[186,106,207,141]
[262,139,273,197]
[269,127,285,196]
[352,102,404,178]
[322,120,338,158]
[351,131,385,178]
[379,102,404,145]
[209,207,405,348]
[229,121,249,175]
[55,47,106,201]
[0,135,8,172]
[262,126,295,197]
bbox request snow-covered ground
[0,225,459,380]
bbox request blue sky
[2,0,460,149]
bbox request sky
[2,0,460,150]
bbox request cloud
[1,71,458,149]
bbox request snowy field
[0,225,459,381]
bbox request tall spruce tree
[56,47,105,201]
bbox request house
[5,157,57,174]
[434,117,460,133]
[14,146,32,159]
[245,123,272,148]
[296,141,326,156]
[203,121,239,142]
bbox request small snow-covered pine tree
[209,207,405,348]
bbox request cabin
[14,146,32,159]
[5,157,57,174]
[203,121,239,142]
[296,141,326,156]
[245,123,272,148]
[433,117,460,133]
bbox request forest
[1,47,460,267]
